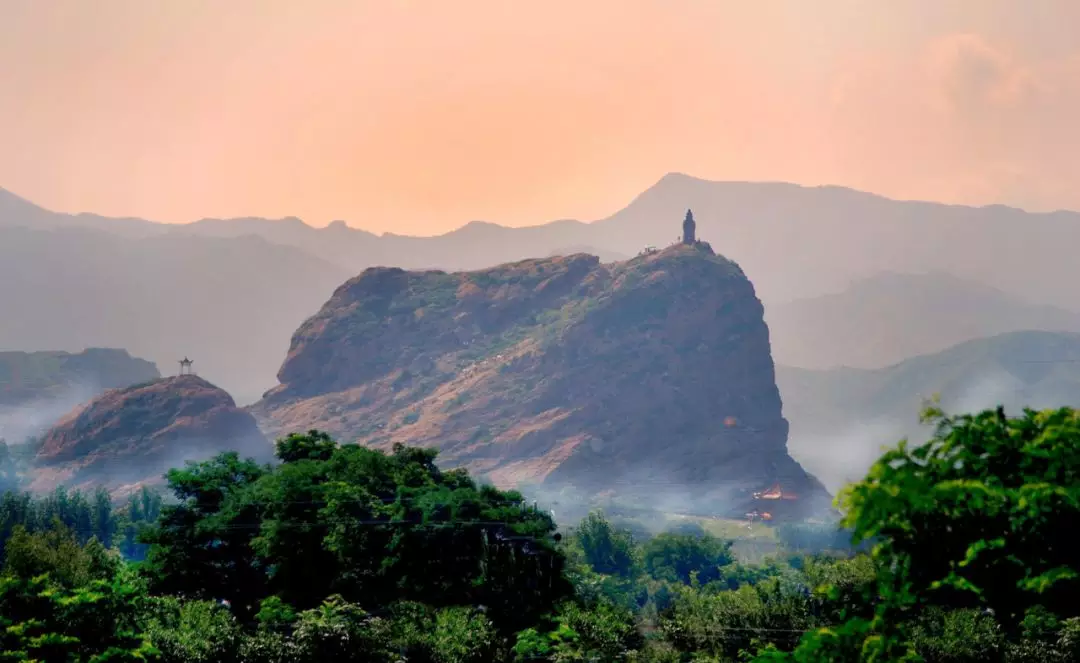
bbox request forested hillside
[3,404,1080,662]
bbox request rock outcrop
[251,244,830,518]
[31,374,270,494]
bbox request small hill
[777,330,1080,492]
[766,272,1080,369]
[251,244,831,519]
[30,374,271,494]
[0,348,160,443]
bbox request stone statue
[682,209,696,245]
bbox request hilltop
[31,374,271,494]
[777,330,1080,492]
[251,243,830,519]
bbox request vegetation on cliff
[253,246,828,516]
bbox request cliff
[251,244,830,518]
[31,374,271,494]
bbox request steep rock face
[252,245,829,517]
[32,374,270,494]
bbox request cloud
[925,34,1036,113]
[828,33,1080,212]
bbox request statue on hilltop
[677,208,715,255]
[682,209,697,245]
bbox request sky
[1,0,1078,235]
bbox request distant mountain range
[0,348,159,444]
[8,172,1080,307]
[777,330,1080,492]
[0,226,347,404]
[7,174,1080,404]
[766,272,1080,369]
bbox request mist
[784,362,1080,495]
[0,380,100,446]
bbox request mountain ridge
[9,175,1080,309]
[766,272,1080,369]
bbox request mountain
[11,174,1080,312]
[766,272,1080,369]
[588,174,1080,309]
[777,330,1080,492]
[0,348,160,444]
[250,244,831,519]
[11,174,1080,404]
[30,374,271,495]
[0,226,349,405]
[0,348,159,407]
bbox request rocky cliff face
[31,374,270,494]
[251,245,830,517]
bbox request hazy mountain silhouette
[8,174,1080,407]
[0,226,348,405]
[766,272,1080,369]
[777,330,1080,492]
[9,175,1080,310]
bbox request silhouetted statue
[682,209,696,245]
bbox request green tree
[765,405,1080,662]
[139,452,270,621]
[141,433,571,634]
[3,523,118,588]
[642,531,734,586]
[0,441,20,494]
[0,525,157,662]
[138,597,243,663]
[574,510,637,578]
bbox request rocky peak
[252,245,830,518]
[31,374,270,493]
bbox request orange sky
[1,0,1078,234]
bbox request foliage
[3,524,118,588]
[766,404,1080,661]
[0,485,162,560]
[0,527,157,662]
[573,510,638,578]
[775,523,856,555]
[138,597,243,663]
[642,531,734,585]
[6,404,1080,662]
[140,433,571,632]
[514,600,643,662]
[0,441,19,494]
